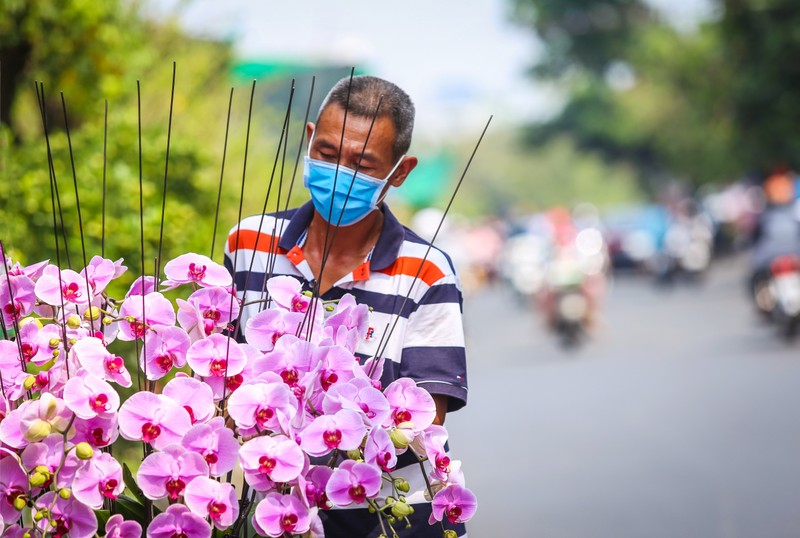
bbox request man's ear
[389,156,418,188]
[306,122,315,146]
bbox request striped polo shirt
[224,201,468,410]
[224,201,469,537]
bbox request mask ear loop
[374,155,406,206]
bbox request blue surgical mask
[303,153,404,227]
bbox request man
[224,75,468,537]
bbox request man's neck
[306,208,384,262]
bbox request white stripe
[404,302,465,348]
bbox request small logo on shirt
[365,327,375,341]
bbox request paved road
[446,258,800,538]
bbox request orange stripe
[228,230,286,255]
[377,257,445,286]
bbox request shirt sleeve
[398,272,468,412]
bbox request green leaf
[122,463,145,504]
[95,509,111,532]
[113,495,146,526]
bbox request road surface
[446,259,800,538]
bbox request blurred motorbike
[544,257,590,349]
[767,254,800,339]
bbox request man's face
[307,104,399,180]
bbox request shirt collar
[278,200,405,272]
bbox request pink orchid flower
[80,256,117,295]
[182,417,239,477]
[141,325,191,380]
[299,409,366,457]
[118,392,192,449]
[419,425,453,482]
[162,253,231,290]
[71,414,119,448]
[184,476,239,530]
[383,378,436,432]
[251,334,316,387]
[244,307,306,352]
[30,323,64,365]
[266,275,311,313]
[322,293,370,350]
[363,426,397,472]
[34,265,93,306]
[322,377,391,428]
[0,340,27,401]
[0,274,35,326]
[63,372,120,420]
[147,503,211,538]
[105,514,142,538]
[302,466,333,510]
[7,258,49,281]
[72,452,124,509]
[226,377,297,434]
[325,459,382,507]
[33,491,97,538]
[18,393,73,444]
[117,292,175,341]
[21,435,81,490]
[240,434,305,491]
[137,444,209,501]
[0,456,28,525]
[162,376,215,425]
[252,492,311,538]
[429,484,478,525]
[186,333,247,378]
[69,336,132,387]
[177,286,239,338]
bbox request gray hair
[318,75,415,160]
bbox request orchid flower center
[50,516,70,538]
[258,456,277,475]
[255,407,275,428]
[320,371,339,391]
[393,409,412,424]
[3,302,20,320]
[226,374,243,392]
[91,427,109,446]
[90,393,109,412]
[130,320,146,338]
[203,309,221,322]
[358,402,376,419]
[436,454,451,473]
[209,358,227,377]
[102,479,119,499]
[187,263,207,282]
[280,368,298,385]
[141,422,162,444]
[6,486,25,506]
[348,484,367,503]
[446,506,463,523]
[184,406,197,424]
[170,533,188,538]
[204,452,218,465]
[208,500,227,521]
[106,355,125,373]
[21,342,36,362]
[322,429,342,449]
[156,353,174,372]
[271,331,284,346]
[34,372,49,390]
[281,513,298,532]
[63,281,81,302]
[291,294,308,313]
[165,478,186,500]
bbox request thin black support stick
[60,92,96,336]
[0,241,27,372]
[136,81,147,394]
[264,85,293,284]
[38,83,72,269]
[221,79,256,409]
[371,116,493,369]
[210,87,235,260]
[36,82,70,370]
[283,76,316,214]
[155,61,177,286]
[101,100,108,259]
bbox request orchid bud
[345,449,362,461]
[391,500,414,519]
[33,511,45,522]
[368,505,376,514]
[389,428,410,449]
[83,306,101,321]
[52,349,60,358]
[302,290,313,297]
[75,442,94,460]
[325,305,335,312]
[19,317,43,329]
[384,496,395,505]
[24,419,52,442]
[396,479,410,493]
[59,488,71,500]
[68,338,77,346]
[23,376,37,390]
[12,496,26,511]
[443,531,459,538]
[29,472,47,488]
[48,337,61,349]
[22,532,32,538]
[66,314,82,329]
[102,316,113,326]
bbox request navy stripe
[320,504,465,537]
[400,346,467,411]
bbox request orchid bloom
[18,393,73,444]
[325,459,382,507]
[162,253,232,290]
[184,476,239,530]
[72,452,125,509]
[226,377,297,434]
[266,275,310,313]
[244,308,306,353]
[63,372,120,420]
[299,409,366,457]
[105,514,142,538]
[383,378,437,432]
[137,444,209,501]
[140,325,191,380]
[0,456,28,525]
[0,274,36,326]
[182,417,239,477]
[118,392,192,449]
[125,275,156,298]
[302,466,333,510]
[239,434,305,491]
[186,333,247,378]
[117,292,175,341]
[34,265,92,306]
[322,377,391,427]
[251,334,316,387]
[33,491,98,538]
[79,256,117,295]
[363,426,397,472]
[429,485,478,525]
[176,286,239,339]
[146,504,211,538]
[71,413,119,448]
[69,336,132,387]
[252,492,312,538]
[162,376,215,425]
[21,434,81,490]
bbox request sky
[150,0,714,137]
